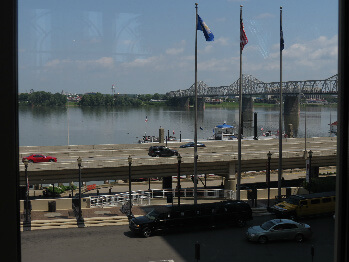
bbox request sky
[18,0,338,95]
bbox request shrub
[302,176,336,193]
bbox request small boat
[168,136,177,141]
[138,135,159,143]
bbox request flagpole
[194,2,198,205]
[237,5,243,201]
[278,6,283,200]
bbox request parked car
[148,146,178,157]
[22,154,57,163]
[131,177,158,182]
[246,219,312,244]
[129,200,253,237]
[179,142,206,148]
[268,191,335,219]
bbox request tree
[22,91,67,106]
[152,93,160,100]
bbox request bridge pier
[284,95,300,137]
[242,96,254,124]
[177,97,205,110]
[178,97,190,108]
[197,97,205,110]
[284,95,300,115]
[159,128,165,144]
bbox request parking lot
[21,215,334,262]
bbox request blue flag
[197,15,214,41]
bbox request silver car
[246,219,312,244]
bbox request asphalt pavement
[21,215,335,262]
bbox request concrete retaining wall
[20,197,90,212]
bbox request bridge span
[166,74,338,98]
[19,137,337,187]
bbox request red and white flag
[240,16,248,50]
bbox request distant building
[205,97,223,104]
[329,121,337,135]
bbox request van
[129,200,252,237]
[269,191,335,219]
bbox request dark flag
[280,24,284,51]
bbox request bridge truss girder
[167,74,338,97]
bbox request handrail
[89,188,236,207]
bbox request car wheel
[49,159,54,162]
[295,233,305,242]
[258,236,268,244]
[28,160,34,163]
[236,218,246,228]
[142,227,152,238]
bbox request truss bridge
[167,74,338,98]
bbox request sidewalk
[21,197,273,231]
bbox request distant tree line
[18,91,67,106]
[18,91,189,107]
[78,93,169,107]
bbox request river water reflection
[19,106,337,147]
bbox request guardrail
[90,188,236,207]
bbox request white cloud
[119,35,337,89]
[166,47,184,55]
[215,37,229,46]
[246,35,338,81]
[283,35,337,68]
[198,56,240,73]
[45,57,115,71]
[199,45,213,54]
[122,55,163,69]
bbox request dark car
[179,142,206,148]
[22,154,57,163]
[148,146,178,157]
[129,200,253,237]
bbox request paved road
[21,215,334,262]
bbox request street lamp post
[77,157,84,225]
[128,155,133,217]
[70,181,74,198]
[22,158,30,227]
[308,150,313,191]
[177,154,182,206]
[267,151,272,208]
[304,98,307,159]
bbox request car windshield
[285,196,301,205]
[261,221,275,230]
[145,210,160,220]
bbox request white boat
[211,123,236,140]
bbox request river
[18,105,337,147]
